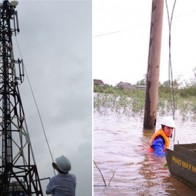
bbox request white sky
[93,0,196,86]
[11,0,92,195]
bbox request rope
[165,0,177,143]
[24,68,56,175]
[14,36,56,175]
[165,0,177,118]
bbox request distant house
[116,82,146,90]
[136,85,146,90]
[116,82,135,90]
[94,79,105,87]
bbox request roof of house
[94,79,104,85]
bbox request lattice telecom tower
[0,0,43,195]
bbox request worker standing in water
[149,116,176,157]
[46,155,76,196]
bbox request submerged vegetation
[94,79,196,121]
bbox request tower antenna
[0,0,43,195]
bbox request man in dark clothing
[46,155,76,196]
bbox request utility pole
[0,0,43,195]
[143,0,164,131]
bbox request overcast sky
[93,0,196,86]
[13,0,92,195]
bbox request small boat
[165,143,196,190]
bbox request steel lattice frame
[0,1,43,195]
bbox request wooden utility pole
[143,0,164,131]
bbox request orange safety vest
[148,129,170,152]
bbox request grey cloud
[12,1,92,195]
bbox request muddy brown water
[94,111,196,195]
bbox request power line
[94,4,196,38]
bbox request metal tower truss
[0,1,43,195]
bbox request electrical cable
[14,36,56,175]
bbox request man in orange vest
[149,116,176,157]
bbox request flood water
[94,111,196,195]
